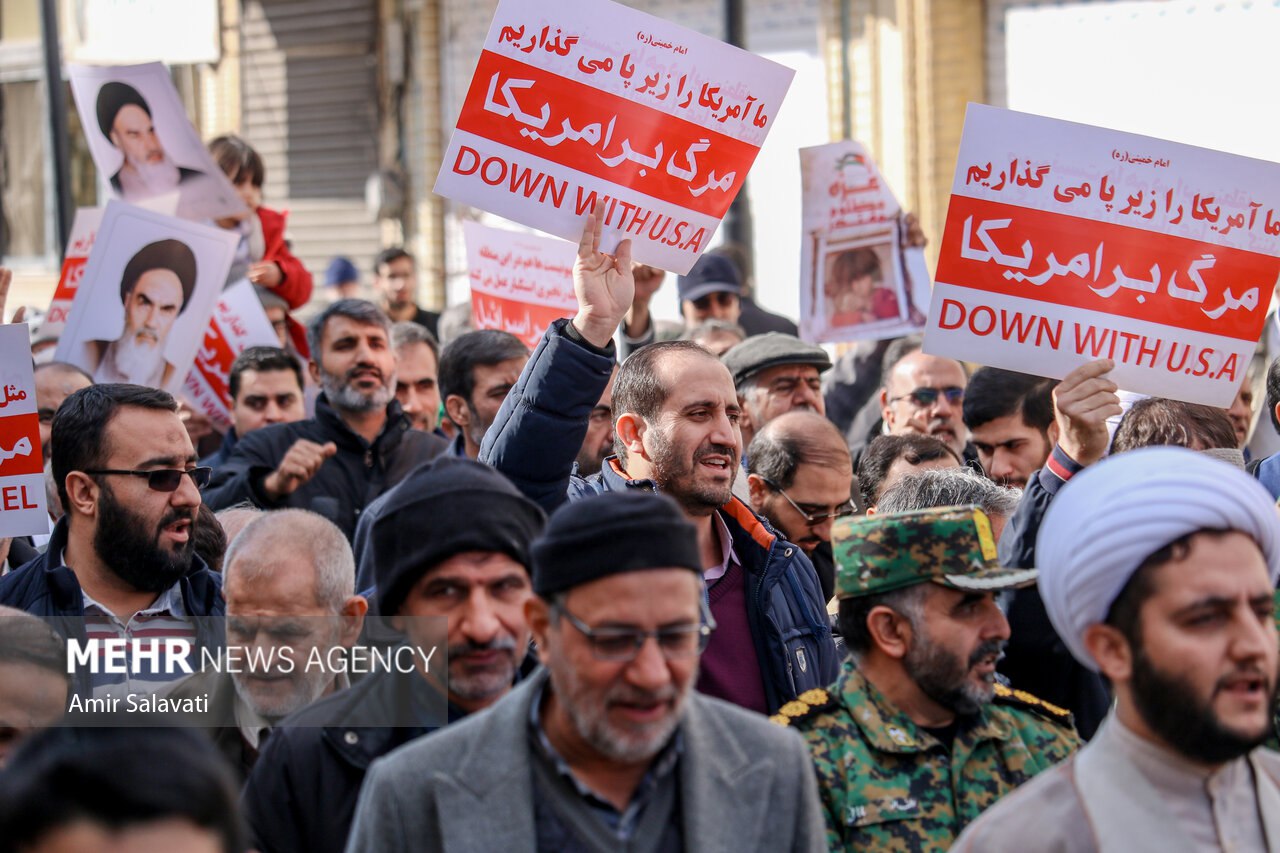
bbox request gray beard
[320,370,393,413]
[102,334,165,386]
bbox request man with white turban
[953,446,1280,852]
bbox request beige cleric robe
[950,713,1280,852]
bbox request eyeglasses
[691,292,738,311]
[761,478,855,526]
[888,386,964,408]
[83,467,212,492]
[553,602,715,662]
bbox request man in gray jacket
[346,492,826,852]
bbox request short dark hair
[438,329,529,405]
[207,134,264,187]
[1104,529,1231,648]
[374,248,413,274]
[0,726,246,853]
[51,384,177,510]
[193,503,228,573]
[962,367,1057,432]
[858,433,961,507]
[1267,356,1280,434]
[837,584,925,656]
[613,340,713,462]
[747,414,851,490]
[228,346,303,401]
[305,299,391,358]
[1112,398,1237,454]
[120,240,197,313]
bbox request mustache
[448,637,518,657]
[606,684,679,707]
[694,444,738,463]
[345,362,384,381]
[968,639,1006,669]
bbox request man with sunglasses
[879,349,973,462]
[616,253,744,360]
[746,411,854,602]
[0,384,225,700]
[347,492,825,852]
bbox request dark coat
[203,395,447,541]
[240,667,461,853]
[0,518,225,698]
[480,320,839,712]
[997,445,1110,739]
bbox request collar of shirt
[526,676,682,839]
[703,510,739,584]
[81,581,188,629]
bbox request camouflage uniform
[777,663,1078,851]
[776,506,1080,851]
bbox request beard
[94,482,195,593]
[320,362,393,413]
[108,332,165,385]
[548,649,691,763]
[1129,647,1276,765]
[647,428,736,515]
[448,636,520,704]
[904,632,1004,717]
[230,629,340,721]
[125,151,181,193]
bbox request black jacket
[203,395,447,541]
[0,518,225,698]
[997,445,1110,739]
[240,666,461,853]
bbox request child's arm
[256,206,314,309]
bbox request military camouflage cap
[833,505,1037,599]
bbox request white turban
[1037,446,1280,671]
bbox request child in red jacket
[208,134,313,312]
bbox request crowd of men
[1,197,1279,853]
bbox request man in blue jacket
[0,384,225,700]
[480,212,837,714]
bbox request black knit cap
[532,492,702,596]
[372,456,546,613]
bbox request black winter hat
[372,457,546,613]
[532,492,702,596]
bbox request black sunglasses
[888,386,964,407]
[83,467,213,492]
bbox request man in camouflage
[775,505,1079,851]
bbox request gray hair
[215,504,265,549]
[875,467,1021,519]
[391,321,439,357]
[223,509,355,610]
[306,298,391,357]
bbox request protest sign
[799,141,931,343]
[0,324,47,537]
[464,222,578,348]
[54,200,238,396]
[435,0,794,274]
[924,105,1280,407]
[68,63,247,222]
[42,208,104,341]
[182,280,283,431]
